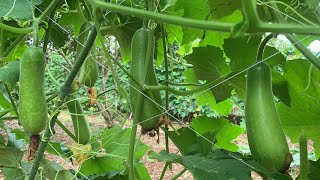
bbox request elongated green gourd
[245,62,290,172]
[66,95,91,144]
[19,47,48,135]
[77,22,99,87]
[129,28,162,131]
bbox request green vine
[90,0,320,35]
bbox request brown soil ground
[0,112,314,180]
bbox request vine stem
[28,26,97,180]
[91,0,320,35]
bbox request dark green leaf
[0,61,20,87]
[190,117,244,151]
[149,150,182,163]
[167,127,198,155]
[0,147,23,167]
[174,0,209,44]
[1,167,25,180]
[101,126,149,160]
[278,60,320,158]
[80,156,124,176]
[0,0,42,19]
[207,0,241,19]
[308,159,320,179]
[224,36,261,71]
[183,152,252,179]
[135,162,151,180]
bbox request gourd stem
[28,26,97,180]
[56,119,77,142]
[257,34,275,62]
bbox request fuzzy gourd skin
[245,63,290,172]
[129,28,162,131]
[19,47,48,135]
[66,95,91,144]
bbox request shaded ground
[0,112,315,179]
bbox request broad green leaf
[48,25,69,48]
[1,167,25,180]
[0,93,11,109]
[183,69,233,113]
[0,0,42,19]
[6,128,25,150]
[104,18,143,63]
[0,61,20,87]
[308,159,320,179]
[58,12,86,37]
[264,46,286,66]
[149,150,182,163]
[272,70,290,106]
[185,46,230,80]
[207,0,241,19]
[183,152,252,179]
[167,127,198,155]
[174,0,209,44]
[200,10,243,48]
[190,117,244,151]
[0,147,23,167]
[135,162,151,180]
[278,60,320,158]
[101,126,149,160]
[224,36,261,71]
[196,132,217,156]
[80,156,124,176]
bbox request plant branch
[91,0,320,35]
[56,119,77,142]
[28,26,97,180]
